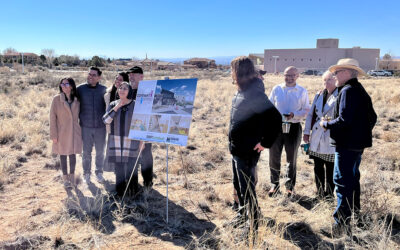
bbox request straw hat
[328,58,366,76]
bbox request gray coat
[76,82,107,128]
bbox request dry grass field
[0,68,399,249]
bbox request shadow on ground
[63,183,217,248]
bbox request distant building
[3,52,39,63]
[379,59,400,71]
[249,53,264,66]
[157,61,177,70]
[184,57,216,68]
[263,39,380,73]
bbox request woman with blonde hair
[50,78,83,188]
[303,71,338,198]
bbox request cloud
[180,85,187,90]
[156,85,161,90]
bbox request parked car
[301,70,323,76]
[367,70,392,76]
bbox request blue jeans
[82,126,106,175]
[333,148,363,225]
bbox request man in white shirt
[268,66,310,197]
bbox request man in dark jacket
[228,56,281,240]
[127,66,154,188]
[321,58,377,236]
[77,67,107,184]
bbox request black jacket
[327,78,377,150]
[77,82,107,128]
[229,78,282,158]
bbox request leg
[140,143,154,187]
[60,155,68,176]
[232,155,260,232]
[333,149,363,227]
[114,162,126,197]
[313,157,325,197]
[69,154,76,186]
[284,123,302,191]
[269,133,284,190]
[81,127,94,175]
[94,126,106,175]
[325,160,335,197]
[69,154,76,174]
[126,158,139,195]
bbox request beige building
[379,59,400,71]
[264,39,380,73]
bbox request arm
[103,101,118,124]
[304,93,318,135]
[292,88,311,120]
[49,97,58,143]
[326,88,357,132]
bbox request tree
[89,56,105,67]
[3,47,17,54]
[383,53,392,60]
[53,58,59,66]
[382,52,395,70]
[41,48,55,68]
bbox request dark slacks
[269,123,302,191]
[333,148,363,226]
[115,157,138,196]
[60,154,76,175]
[313,157,334,197]
[139,143,153,187]
[232,154,260,229]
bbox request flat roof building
[264,39,380,73]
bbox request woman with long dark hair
[104,72,130,109]
[50,78,82,188]
[103,82,143,197]
[228,56,281,239]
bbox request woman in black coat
[228,56,281,238]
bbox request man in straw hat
[320,58,377,236]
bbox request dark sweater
[229,78,282,158]
[77,82,107,128]
[327,78,377,150]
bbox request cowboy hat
[328,58,366,76]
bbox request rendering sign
[128,78,198,146]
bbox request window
[301,59,303,62]
[319,58,321,62]
[285,59,287,61]
[310,59,312,61]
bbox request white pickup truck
[367,70,392,76]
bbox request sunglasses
[118,87,129,91]
[60,82,70,87]
[333,69,346,76]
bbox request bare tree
[382,51,395,70]
[3,47,18,54]
[41,48,55,68]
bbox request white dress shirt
[269,83,310,123]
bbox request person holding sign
[127,66,154,188]
[228,56,281,238]
[103,82,143,197]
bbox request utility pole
[375,57,379,70]
[21,52,24,73]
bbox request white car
[367,70,392,77]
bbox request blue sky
[1,0,399,59]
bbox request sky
[1,0,399,59]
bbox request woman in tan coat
[50,78,83,188]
